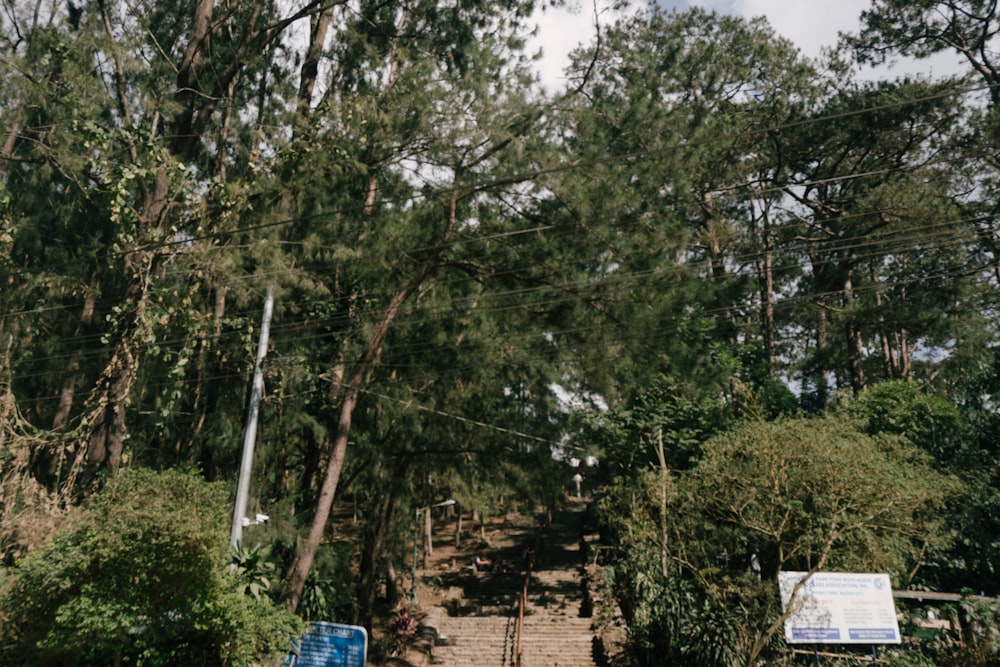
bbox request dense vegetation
[2,0,1000,664]
[0,469,302,666]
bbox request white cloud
[530,0,967,90]
[528,3,593,91]
[528,1,633,93]
[703,0,965,77]
[704,0,870,58]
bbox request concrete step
[421,503,599,667]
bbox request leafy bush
[596,413,963,666]
[0,468,302,666]
[848,380,964,465]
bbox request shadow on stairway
[399,498,600,667]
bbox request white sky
[692,0,871,58]
[528,0,966,91]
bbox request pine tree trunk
[286,264,436,613]
[756,202,776,378]
[841,261,866,393]
[355,485,396,631]
[52,292,96,430]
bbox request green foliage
[285,530,359,625]
[890,596,1000,667]
[613,570,751,667]
[688,416,960,578]
[3,0,1000,660]
[847,381,1000,592]
[0,469,301,666]
[230,544,277,601]
[848,1,1000,77]
[848,380,964,465]
[579,374,730,483]
[297,572,335,624]
[948,596,1000,665]
[948,471,1000,591]
[596,412,962,665]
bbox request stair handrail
[514,568,528,667]
[515,530,544,667]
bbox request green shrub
[0,468,302,666]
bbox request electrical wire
[3,65,999,438]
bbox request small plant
[389,605,418,655]
[230,544,277,600]
[298,572,333,622]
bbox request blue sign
[288,622,367,667]
[791,627,841,642]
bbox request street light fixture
[411,499,456,603]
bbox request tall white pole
[230,286,275,549]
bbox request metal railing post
[515,571,528,667]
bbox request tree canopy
[2,1,1000,664]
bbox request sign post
[288,622,367,667]
[779,571,901,662]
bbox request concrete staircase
[424,502,598,667]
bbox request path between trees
[399,498,601,667]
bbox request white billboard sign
[778,571,902,644]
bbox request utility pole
[230,286,275,549]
